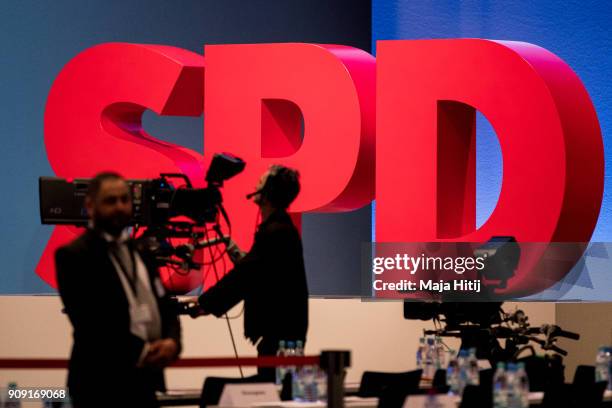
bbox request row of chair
[199,364,608,408]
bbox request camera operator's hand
[144,338,179,368]
[182,296,209,318]
[227,240,246,263]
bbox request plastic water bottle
[286,341,298,399]
[608,347,612,390]
[276,340,287,385]
[467,348,479,386]
[506,363,519,408]
[416,337,426,369]
[424,337,435,380]
[294,341,304,400]
[596,346,611,389]
[313,364,327,401]
[515,362,530,408]
[301,367,317,401]
[493,362,507,408]
[295,340,316,401]
[435,336,446,370]
[5,382,22,408]
[446,350,459,395]
[457,349,469,395]
[295,340,304,357]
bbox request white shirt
[101,229,163,364]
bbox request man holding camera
[189,165,309,381]
[55,172,181,407]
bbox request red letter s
[39,43,205,290]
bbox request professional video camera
[403,237,521,335]
[39,153,245,274]
[415,304,579,390]
[412,304,579,358]
[404,237,580,389]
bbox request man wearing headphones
[191,164,308,380]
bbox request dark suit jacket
[199,210,308,345]
[55,229,181,405]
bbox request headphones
[245,165,282,200]
[245,165,298,208]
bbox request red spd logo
[39,40,604,296]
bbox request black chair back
[432,368,448,392]
[572,365,595,387]
[520,355,565,391]
[542,382,572,408]
[460,385,486,408]
[478,368,494,391]
[358,369,422,399]
[458,370,493,408]
[572,380,607,407]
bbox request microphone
[246,189,262,199]
[192,235,230,249]
[175,235,230,260]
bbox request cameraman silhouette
[191,165,308,381]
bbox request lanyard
[110,245,139,297]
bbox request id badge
[131,304,153,324]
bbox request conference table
[158,388,612,407]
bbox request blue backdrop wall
[0,0,371,295]
[372,0,612,300]
[373,0,612,239]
